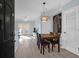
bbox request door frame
[53,13,62,34]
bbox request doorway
[53,13,62,34]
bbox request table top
[40,33,59,40]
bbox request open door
[0,0,15,58]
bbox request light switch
[64,32,66,34]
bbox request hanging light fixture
[41,2,48,22]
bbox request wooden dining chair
[50,33,60,52]
[39,34,50,55]
[37,33,41,49]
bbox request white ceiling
[15,0,72,21]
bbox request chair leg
[43,45,44,55]
[38,44,40,49]
[48,44,50,52]
[40,44,42,53]
[58,43,60,52]
[52,43,53,51]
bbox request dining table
[40,33,60,54]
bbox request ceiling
[15,0,72,21]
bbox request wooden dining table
[41,34,55,39]
[40,33,60,54]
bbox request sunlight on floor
[18,35,37,48]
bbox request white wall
[42,16,53,33]
[34,18,41,33]
[62,5,79,56]
[35,16,53,34]
[61,0,79,56]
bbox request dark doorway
[0,0,15,58]
[53,13,62,33]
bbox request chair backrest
[37,33,41,42]
[53,32,60,41]
[38,34,41,41]
[50,32,54,35]
[37,33,40,40]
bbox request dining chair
[37,33,41,49]
[51,33,60,52]
[39,34,50,55]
